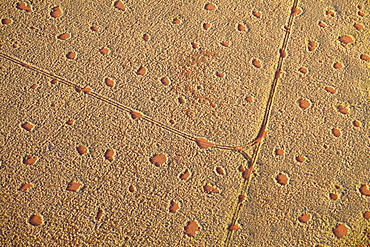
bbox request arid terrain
[0,1,369,246]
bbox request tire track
[223,0,300,246]
[0,51,258,151]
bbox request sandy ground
[0,0,369,246]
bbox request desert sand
[0,0,369,246]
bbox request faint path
[223,0,301,246]
[0,51,260,151]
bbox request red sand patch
[203,23,211,30]
[104,149,115,162]
[296,156,306,163]
[77,145,88,155]
[57,33,71,40]
[215,167,225,175]
[360,54,370,61]
[276,173,288,185]
[105,78,115,87]
[245,96,254,103]
[252,59,262,68]
[17,3,32,12]
[172,18,181,24]
[129,185,136,192]
[333,224,348,238]
[337,105,349,114]
[204,184,220,193]
[237,24,247,31]
[66,181,83,192]
[332,128,341,137]
[238,195,247,203]
[96,209,104,220]
[298,99,311,109]
[252,11,262,18]
[19,183,33,191]
[228,224,241,231]
[353,120,361,127]
[66,52,77,59]
[130,110,144,119]
[150,153,167,167]
[204,3,217,11]
[360,184,370,196]
[51,7,63,18]
[99,47,110,55]
[184,220,200,237]
[363,211,370,219]
[29,214,43,226]
[330,193,339,200]
[2,18,13,24]
[354,23,364,30]
[169,200,180,213]
[136,66,147,75]
[21,122,35,131]
[298,67,308,74]
[195,138,215,148]
[318,21,328,28]
[275,149,285,155]
[23,156,38,165]
[143,33,150,41]
[114,1,126,11]
[291,7,302,16]
[220,41,231,47]
[160,77,171,86]
[333,62,343,69]
[66,119,75,125]
[325,86,336,94]
[338,35,355,44]
[179,169,191,180]
[298,214,311,223]
[307,41,318,51]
